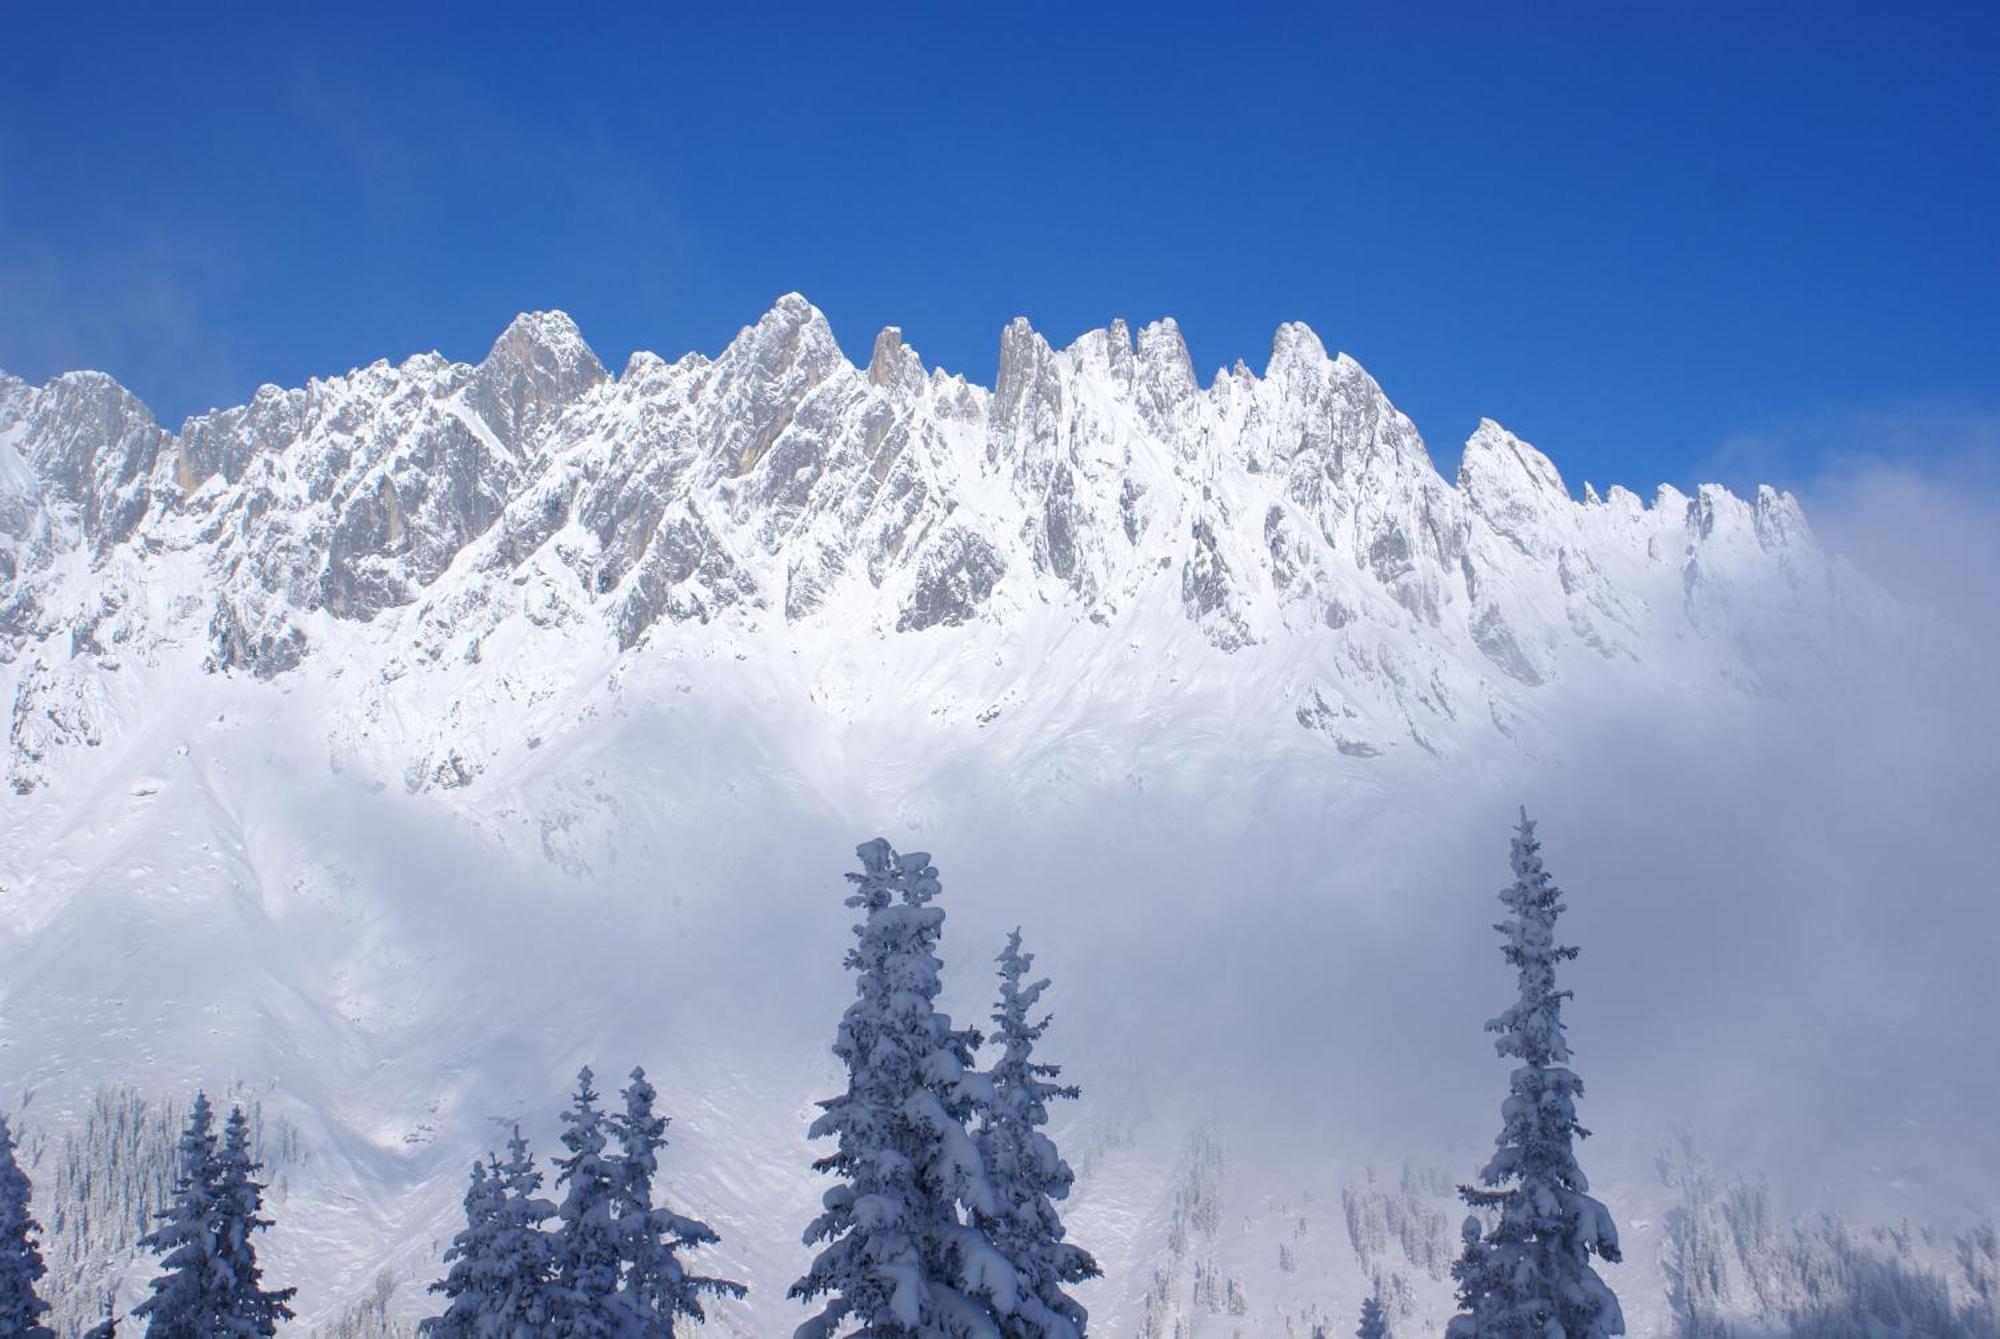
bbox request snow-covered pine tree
[973,930,1099,1339]
[609,1067,746,1334]
[790,838,1013,1339]
[428,1125,558,1338]
[551,1067,632,1337]
[214,1104,295,1334]
[420,1158,506,1337]
[133,1092,226,1337]
[1447,811,1623,1339]
[1355,1285,1390,1339]
[0,1113,55,1338]
[134,1095,296,1338]
[490,1126,558,1333]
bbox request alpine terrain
[1,297,1993,1336]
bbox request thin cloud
[1698,402,2000,646]
[1705,400,2000,493]
[1790,407,2000,646]
[0,236,243,420]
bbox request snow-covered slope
[1,300,1991,1336]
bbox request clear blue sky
[2,2,1994,494]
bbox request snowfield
[0,298,1994,1335]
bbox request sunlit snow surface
[0,302,1994,1333]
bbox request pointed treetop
[614,1066,665,1182]
[995,927,1054,1039]
[505,1122,535,1169]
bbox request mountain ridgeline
[0,296,1856,794]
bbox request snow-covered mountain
[1,299,1992,1337]
[0,293,1872,792]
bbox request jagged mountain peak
[866,325,925,392]
[1463,416,1557,475]
[1460,418,1570,505]
[474,310,608,454]
[749,290,841,347]
[766,288,825,321]
[1061,319,1137,385]
[719,291,847,392]
[486,308,593,357]
[1267,318,1331,374]
[995,315,1056,398]
[1135,317,1194,377]
[27,370,164,450]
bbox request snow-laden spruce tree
[972,931,1099,1339]
[135,1092,229,1337]
[551,1067,633,1336]
[1448,811,1623,1339]
[421,1158,506,1337]
[491,1126,559,1333]
[791,838,1014,1339]
[0,1114,54,1338]
[610,1067,746,1334]
[422,1123,558,1337]
[213,1105,295,1334]
[134,1097,293,1336]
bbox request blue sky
[1,2,1994,495]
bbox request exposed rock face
[469,310,608,455]
[18,371,172,552]
[0,295,1863,789]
